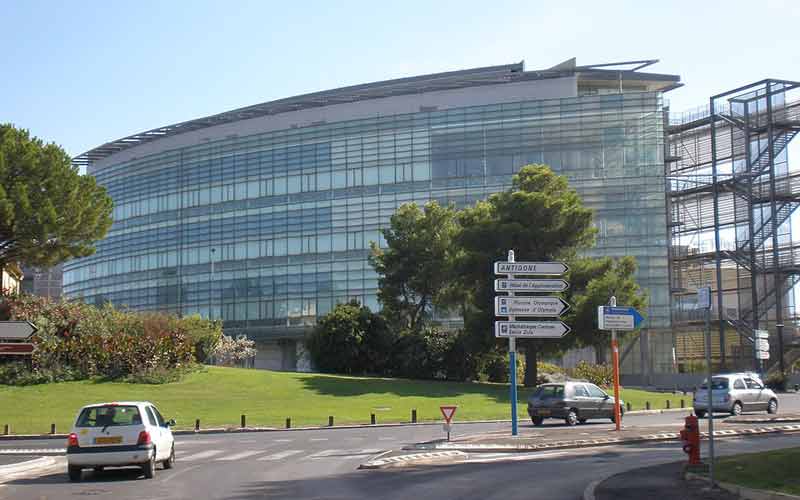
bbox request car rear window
[535,385,565,398]
[76,405,142,428]
[700,378,729,390]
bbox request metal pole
[610,297,621,432]
[507,250,518,437]
[705,301,715,485]
[709,97,727,369]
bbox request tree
[0,124,113,269]
[369,202,458,333]
[566,256,648,363]
[305,301,392,374]
[211,334,257,367]
[454,165,596,386]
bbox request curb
[583,478,603,500]
[411,424,800,454]
[0,410,691,441]
[359,450,468,469]
[685,472,800,500]
[0,419,519,441]
[0,457,57,482]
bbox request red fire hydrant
[679,413,701,465]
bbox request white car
[66,402,175,481]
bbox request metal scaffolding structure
[668,79,800,375]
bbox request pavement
[592,461,739,500]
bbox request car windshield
[699,378,729,390]
[534,385,565,398]
[76,405,141,428]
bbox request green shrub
[765,372,788,391]
[568,361,613,387]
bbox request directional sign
[597,306,644,331]
[440,406,458,424]
[494,296,570,317]
[756,350,770,360]
[0,343,34,355]
[754,329,769,339]
[0,321,37,340]
[494,262,569,276]
[494,279,569,293]
[495,321,571,338]
[756,339,770,352]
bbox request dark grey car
[527,381,624,426]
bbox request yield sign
[440,405,458,424]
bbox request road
[1,393,798,500]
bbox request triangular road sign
[440,405,458,424]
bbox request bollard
[681,399,685,409]
[286,418,291,429]
[795,384,799,392]
[195,419,200,431]
[50,423,56,435]
[241,414,246,429]
[666,400,671,409]
[328,416,334,427]
[646,401,651,410]
[411,409,417,424]
[626,402,631,412]
[370,413,376,425]
[3,424,8,435]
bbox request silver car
[693,373,778,418]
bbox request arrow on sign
[494,261,569,276]
[494,279,569,293]
[0,321,37,340]
[494,296,570,317]
[440,405,458,424]
[494,321,571,338]
[597,306,644,330]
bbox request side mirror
[166,419,176,427]
[604,395,610,400]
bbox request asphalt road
[1,393,798,500]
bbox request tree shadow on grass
[297,374,533,405]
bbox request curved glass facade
[65,78,671,369]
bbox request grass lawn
[713,447,800,495]
[0,367,681,434]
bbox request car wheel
[93,466,104,472]
[68,466,82,482]
[565,409,578,426]
[610,411,622,424]
[142,449,156,479]
[578,418,588,425]
[531,416,544,426]
[731,402,743,417]
[695,410,706,419]
[163,445,175,469]
[767,399,778,415]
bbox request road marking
[309,438,329,441]
[217,450,265,461]
[181,450,224,461]
[0,448,65,455]
[258,450,303,461]
[378,437,397,441]
[273,439,292,443]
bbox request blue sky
[1,0,799,157]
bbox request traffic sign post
[597,300,645,433]
[440,405,457,441]
[697,286,715,486]
[494,251,571,437]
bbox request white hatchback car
[66,402,175,481]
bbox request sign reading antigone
[494,262,568,276]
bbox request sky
[1,0,799,158]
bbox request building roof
[73,58,680,169]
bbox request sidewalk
[591,462,737,500]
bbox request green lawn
[713,447,800,495]
[0,367,681,434]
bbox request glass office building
[66,59,681,370]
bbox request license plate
[536,409,551,416]
[95,436,122,445]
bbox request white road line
[217,450,265,461]
[307,449,344,459]
[181,450,224,461]
[273,439,292,443]
[258,450,303,461]
[378,437,397,441]
[309,438,328,441]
